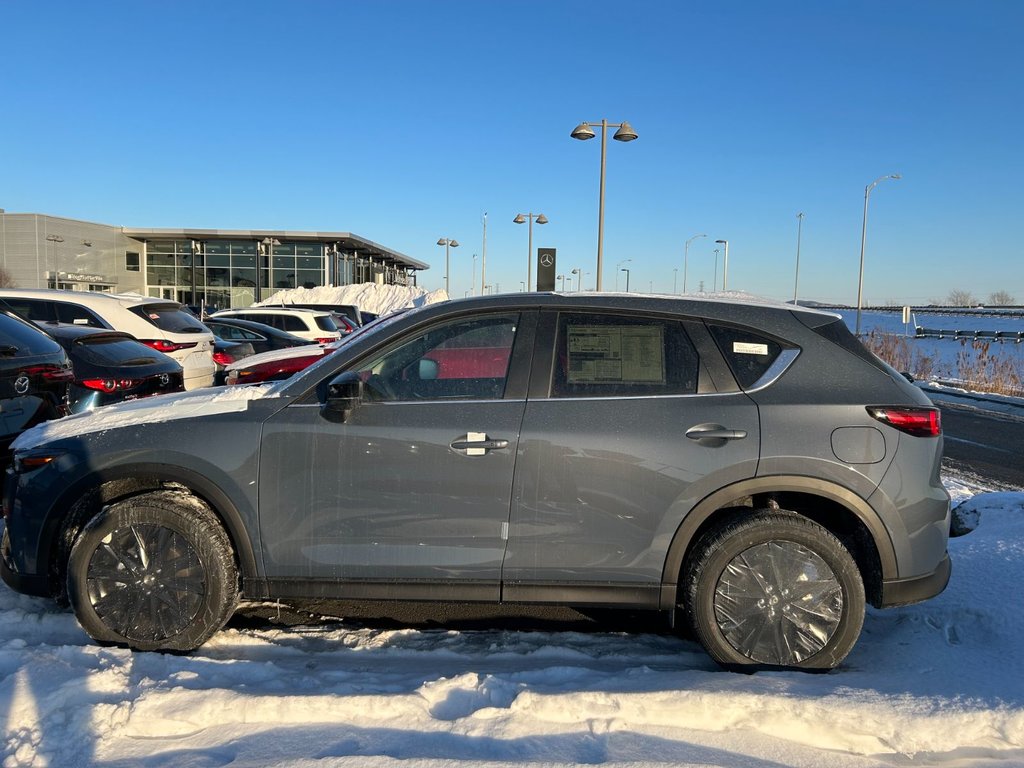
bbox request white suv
[0,289,216,390]
[210,308,342,343]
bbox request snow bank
[254,283,449,318]
[1,473,1022,767]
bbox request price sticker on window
[733,341,769,356]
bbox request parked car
[0,290,216,390]
[204,317,314,355]
[259,302,362,327]
[212,338,255,385]
[1,294,950,670]
[0,310,73,469]
[224,342,338,385]
[37,324,185,413]
[210,308,341,343]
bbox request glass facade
[145,239,328,310]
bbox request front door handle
[450,433,509,455]
[685,424,748,441]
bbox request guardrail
[915,328,1024,342]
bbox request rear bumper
[879,553,951,607]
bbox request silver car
[1,294,950,669]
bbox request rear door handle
[685,424,748,441]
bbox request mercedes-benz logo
[14,374,30,395]
[540,253,554,267]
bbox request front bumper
[879,552,951,607]
[0,528,50,597]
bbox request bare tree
[989,290,1016,306]
[946,289,977,307]
[0,267,15,288]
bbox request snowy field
[2,472,1023,767]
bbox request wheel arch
[660,475,896,610]
[43,462,259,593]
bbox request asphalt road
[936,397,1024,490]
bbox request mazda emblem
[158,374,170,386]
[14,374,30,395]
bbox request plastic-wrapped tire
[66,489,238,652]
[685,512,865,671]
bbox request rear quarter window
[706,323,785,389]
[314,316,338,332]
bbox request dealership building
[0,211,429,309]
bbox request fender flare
[659,475,897,609]
[42,462,260,581]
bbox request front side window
[552,313,699,398]
[357,313,519,402]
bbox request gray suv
[1,294,950,670]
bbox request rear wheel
[66,490,238,652]
[685,512,865,670]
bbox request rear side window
[56,303,105,327]
[130,304,208,334]
[552,313,699,398]
[706,324,784,389]
[314,315,338,332]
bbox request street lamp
[683,233,706,294]
[513,212,547,291]
[615,258,631,291]
[570,119,638,291]
[856,173,901,335]
[471,253,477,297]
[620,268,630,292]
[714,239,729,291]
[557,274,565,291]
[713,249,720,292]
[45,234,64,287]
[673,267,678,294]
[572,267,583,291]
[436,237,459,294]
[794,212,805,305]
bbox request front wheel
[66,490,238,652]
[684,512,865,670]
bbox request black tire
[66,489,238,652]
[684,511,865,671]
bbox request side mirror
[418,357,439,381]
[320,371,363,423]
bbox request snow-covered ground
[2,473,1022,767]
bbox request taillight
[20,364,76,383]
[314,337,337,344]
[867,407,941,437]
[212,351,234,366]
[140,340,198,353]
[81,378,142,393]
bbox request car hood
[11,384,280,452]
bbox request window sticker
[567,324,665,384]
[733,341,770,356]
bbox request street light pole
[855,173,901,335]
[621,268,630,292]
[570,119,638,291]
[436,237,459,294]
[683,233,705,294]
[472,253,477,297]
[713,249,720,292]
[793,212,804,305]
[673,268,678,294]
[715,239,730,291]
[513,212,548,291]
[481,212,488,296]
[615,258,631,291]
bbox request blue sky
[3,1,1022,304]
